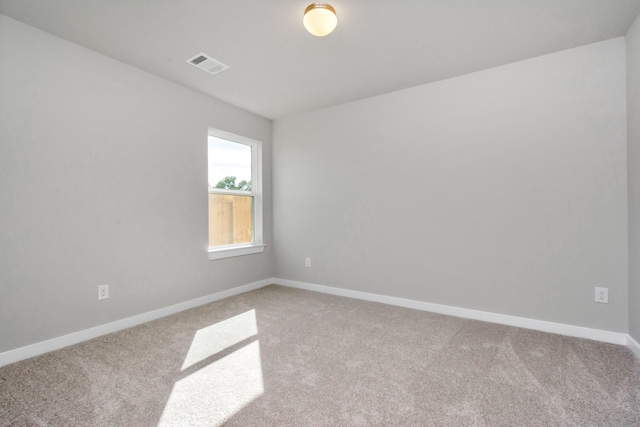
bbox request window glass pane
[208,136,252,192]
[208,194,253,246]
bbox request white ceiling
[1,0,640,119]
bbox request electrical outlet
[98,284,109,300]
[595,287,608,304]
[305,258,311,268]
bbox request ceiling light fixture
[303,3,337,37]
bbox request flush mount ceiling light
[303,3,337,37]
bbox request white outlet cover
[98,284,109,300]
[595,287,608,304]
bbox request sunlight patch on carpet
[159,311,264,426]
[181,310,258,371]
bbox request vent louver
[186,53,229,75]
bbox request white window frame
[207,128,265,260]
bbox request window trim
[206,128,264,260]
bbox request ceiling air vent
[186,53,229,75]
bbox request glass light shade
[303,3,337,37]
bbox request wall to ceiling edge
[0,14,275,353]
[273,37,629,333]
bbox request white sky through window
[208,136,252,187]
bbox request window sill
[207,244,266,260]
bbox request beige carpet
[1,285,639,426]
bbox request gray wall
[273,38,628,332]
[1,12,635,355]
[0,15,274,353]
[628,14,640,341]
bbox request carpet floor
[1,285,639,426]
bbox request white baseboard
[628,335,640,359]
[274,278,629,347]
[0,278,274,368]
[3,277,636,368]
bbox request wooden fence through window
[208,194,253,247]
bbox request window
[207,129,264,260]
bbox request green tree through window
[210,176,252,191]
